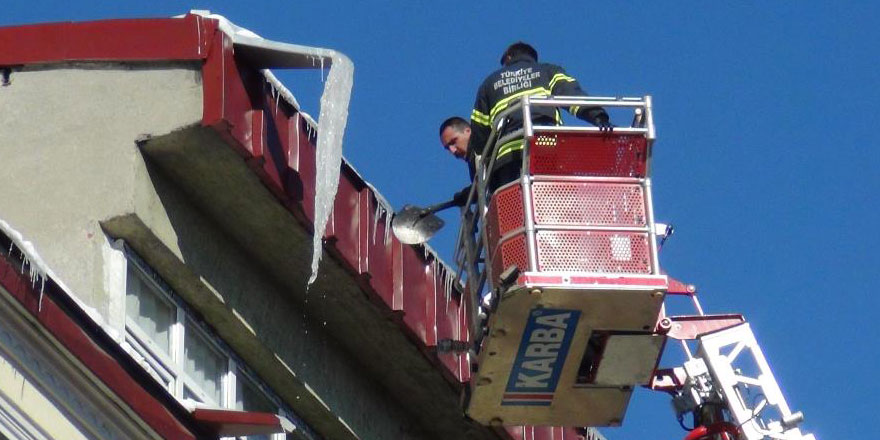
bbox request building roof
[0,14,595,440]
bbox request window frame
[119,244,290,439]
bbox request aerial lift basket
[460,96,668,427]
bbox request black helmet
[500,41,538,65]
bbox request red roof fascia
[0,15,214,66]
[0,242,200,440]
[192,408,285,437]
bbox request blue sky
[5,2,879,439]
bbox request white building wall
[0,64,203,320]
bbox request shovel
[391,198,459,244]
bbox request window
[123,261,178,390]
[183,320,225,405]
[120,248,290,439]
[125,263,174,355]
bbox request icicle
[372,202,382,245]
[442,266,449,311]
[444,267,453,304]
[1,219,52,299]
[308,51,354,285]
[0,218,117,334]
[190,12,355,286]
[384,211,393,246]
[363,181,394,247]
[290,116,300,169]
[272,80,280,115]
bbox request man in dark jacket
[439,116,476,179]
[468,42,612,191]
[439,116,477,207]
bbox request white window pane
[235,373,276,413]
[184,322,225,405]
[126,263,174,354]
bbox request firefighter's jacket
[467,54,607,170]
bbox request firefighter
[468,42,613,191]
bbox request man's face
[440,126,470,160]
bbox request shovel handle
[421,198,459,216]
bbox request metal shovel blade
[392,205,446,244]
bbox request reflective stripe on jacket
[467,54,606,167]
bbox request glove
[594,113,614,133]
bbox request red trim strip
[0,15,212,66]
[521,273,668,288]
[192,408,283,436]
